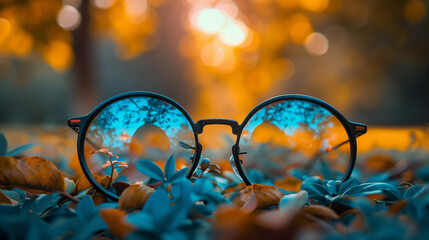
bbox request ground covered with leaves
[1,130,429,240]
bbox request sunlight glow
[57,5,81,30]
[196,8,226,34]
[219,21,248,46]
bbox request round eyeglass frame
[69,91,364,200]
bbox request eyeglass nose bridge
[194,118,241,135]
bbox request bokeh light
[42,40,74,72]
[92,0,116,9]
[0,18,11,43]
[195,8,226,34]
[299,0,329,13]
[219,21,248,46]
[201,43,224,67]
[215,0,239,19]
[57,5,81,30]
[124,0,148,18]
[404,0,426,24]
[305,32,329,55]
[290,14,313,45]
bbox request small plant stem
[59,191,80,203]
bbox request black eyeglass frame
[68,91,367,200]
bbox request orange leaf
[0,191,12,204]
[238,184,284,212]
[274,176,302,192]
[223,182,247,194]
[0,156,64,194]
[118,183,154,211]
[366,154,395,172]
[389,200,408,215]
[301,205,340,220]
[71,174,110,195]
[93,191,109,206]
[99,208,135,239]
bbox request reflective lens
[82,96,195,189]
[238,99,351,183]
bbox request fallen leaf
[223,182,247,194]
[112,181,131,196]
[0,156,64,194]
[240,192,258,214]
[99,208,135,239]
[366,154,395,172]
[118,183,154,211]
[301,205,340,220]
[388,200,408,215]
[93,191,109,206]
[0,191,12,204]
[237,184,284,212]
[274,176,302,192]
[71,174,110,195]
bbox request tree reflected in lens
[83,96,195,187]
[239,100,351,184]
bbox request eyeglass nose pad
[229,155,243,181]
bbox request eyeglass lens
[82,96,196,185]
[238,99,351,183]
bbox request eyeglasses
[68,92,367,200]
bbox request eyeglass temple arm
[320,122,367,154]
[68,118,81,133]
[303,122,367,172]
[352,122,367,138]
[68,117,102,150]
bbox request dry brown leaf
[274,176,302,192]
[93,191,109,206]
[237,184,284,212]
[0,156,64,194]
[366,154,395,172]
[0,191,12,204]
[71,174,110,195]
[223,182,247,194]
[99,208,135,239]
[118,183,154,211]
[388,200,408,215]
[240,192,258,214]
[301,205,340,220]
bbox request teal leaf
[403,185,427,199]
[127,211,155,232]
[417,165,429,182]
[135,160,165,182]
[165,155,176,180]
[0,190,21,202]
[170,178,193,202]
[168,167,189,183]
[194,178,213,194]
[76,196,95,222]
[6,143,36,157]
[0,133,7,156]
[33,193,61,215]
[144,188,171,218]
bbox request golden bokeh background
[0,0,428,125]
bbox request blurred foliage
[0,0,163,71]
[1,129,429,239]
[1,0,428,123]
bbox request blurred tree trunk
[72,0,97,114]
